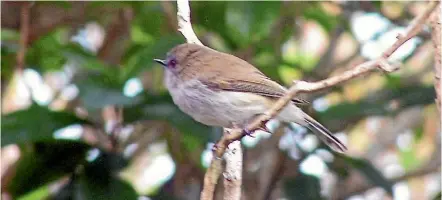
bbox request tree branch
[430,1,441,112]
[1,2,88,45]
[177,0,202,46]
[16,2,31,73]
[201,156,223,200]
[223,140,242,200]
[97,7,134,65]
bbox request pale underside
[166,77,306,128]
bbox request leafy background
[1,1,440,200]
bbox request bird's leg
[229,122,255,138]
[242,128,255,138]
[241,115,273,137]
[211,143,219,152]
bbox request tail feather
[303,116,347,153]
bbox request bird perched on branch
[154,43,347,153]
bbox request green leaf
[18,184,50,200]
[131,2,166,38]
[1,29,20,41]
[225,2,281,47]
[63,43,113,74]
[1,104,91,147]
[339,155,393,195]
[122,35,184,81]
[8,141,90,198]
[432,191,441,200]
[302,3,338,33]
[284,173,324,200]
[191,1,238,49]
[124,93,213,152]
[320,86,436,121]
[1,44,17,82]
[73,174,138,200]
[26,29,68,72]
[52,152,137,200]
[385,74,403,89]
[399,148,420,171]
[75,73,142,110]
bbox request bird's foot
[230,122,255,138]
[211,143,219,152]
[242,127,255,138]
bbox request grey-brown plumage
[155,43,347,153]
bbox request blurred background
[1,1,440,200]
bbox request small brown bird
[154,43,347,153]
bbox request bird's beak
[153,59,167,67]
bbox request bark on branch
[222,140,242,200]
[177,0,203,46]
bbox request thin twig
[16,2,31,73]
[97,7,133,65]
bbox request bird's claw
[211,144,219,152]
[242,128,255,138]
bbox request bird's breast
[166,78,270,128]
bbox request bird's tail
[303,115,347,153]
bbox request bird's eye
[168,58,177,68]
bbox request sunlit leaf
[18,184,50,200]
[75,76,142,110]
[1,104,91,147]
[26,29,69,72]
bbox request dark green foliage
[284,173,324,200]
[2,104,91,147]
[7,142,90,197]
[338,155,394,195]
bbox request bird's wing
[187,47,309,105]
[199,73,309,106]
